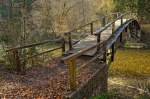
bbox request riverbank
[93,48,150,99]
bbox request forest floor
[0,58,69,98]
[0,56,101,98]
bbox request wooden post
[30,47,35,66]
[13,49,21,73]
[68,33,73,50]
[120,32,123,42]
[112,22,115,34]
[90,23,93,35]
[117,12,119,18]
[97,33,101,52]
[121,16,123,25]
[111,43,115,62]
[112,13,116,34]
[96,16,106,52]
[102,16,106,27]
[66,59,77,90]
[125,27,128,32]
[103,47,107,63]
[62,38,65,55]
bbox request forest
[0,0,150,99]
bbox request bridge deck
[68,19,128,56]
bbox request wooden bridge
[62,12,141,96]
[4,12,141,98]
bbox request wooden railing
[62,12,129,90]
[5,37,65,73]
[3,12,122,74]
[64,12,124,51]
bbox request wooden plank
[68,19,128,56]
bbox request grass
[91,24,150,99]
[91,91,150,99]
[93,49,150,99]
[90,92,117,99]
[110,49,150,77]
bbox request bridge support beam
[97,34,101,52]
[120,32,123,43]
[90,23,94,35]
[68,33,73,50]
[103,49,107,63]
[121,16,123,25]
[62,38,66,55]
[111,43,115,62]
[112,23,115,34]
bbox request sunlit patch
[109,77,127,86]
[110,49,150,77]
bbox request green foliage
[138,0,150,23]
[114,0,150,23]
[137,95,150,99]
[114,0,138,13]
[3,48,37,71]
[13,0,33,5]
[4,52,17,70]
[90,92,117,99]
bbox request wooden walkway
[69,19,128,56]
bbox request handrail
[63,13,127,61]
[64,12,122,35]
[6,37,63,52]
[94,13,128,35]
[64,12,124,50]
[64,19,99,35]
[5,39,65,74]
[5,37,65,73]
[20,46,62,61]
